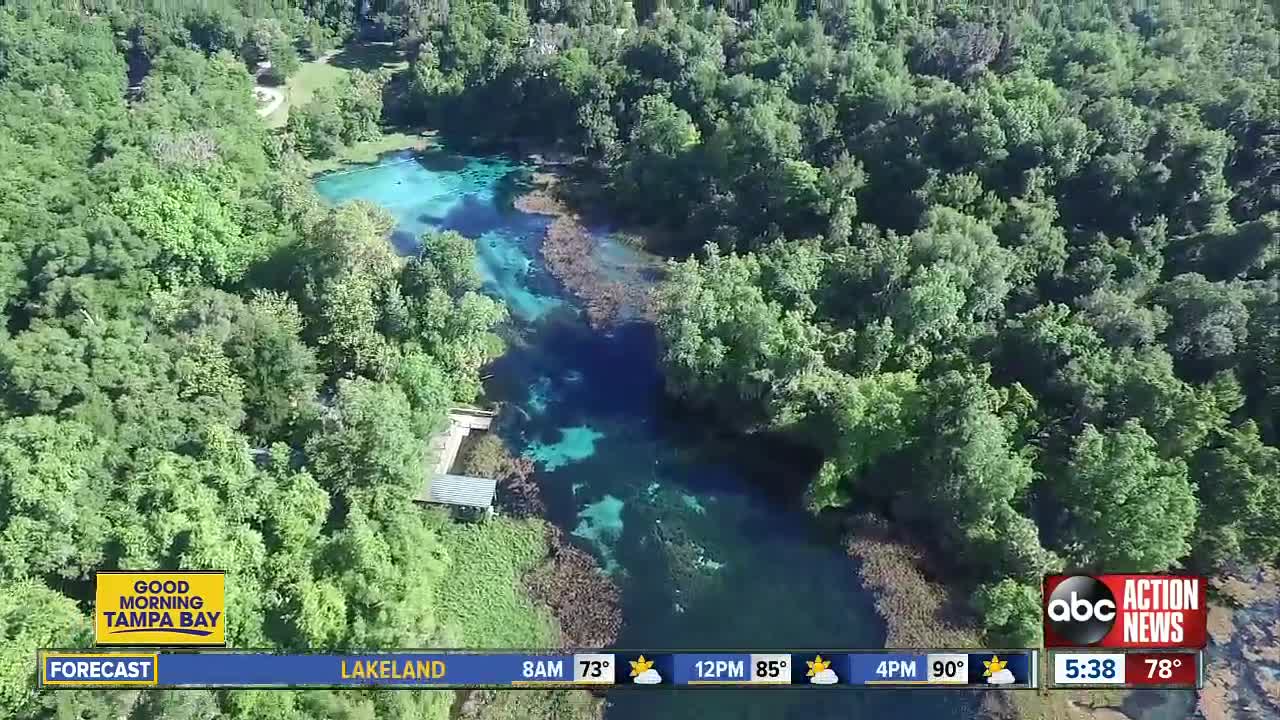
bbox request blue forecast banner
[38,650,1038,689]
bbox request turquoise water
[315,150,974,719]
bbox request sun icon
[630,656,654,677]
[806,655,831,677]
[983,655,1008,677]
[806,655,839,685]
[629,655,663,685]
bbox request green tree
[305,379,449,649]
[338,70,390,144]
[1155,273,1252,378]
[972,579,1043,648]
[805,369,920,510]
[242,19,284,66]
[263,33,301,84]
[297,202,402,377]
[891,208,1015,353]
[617,94,701,221]
[0,582,92,717]
[1055,420,1198,571]
[0,417,109,583]
[288,88,346,158]
[109,174,261,286]
[1192,422,1280,567]
[910,370,1044,578]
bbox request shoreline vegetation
[842,514,979,650]
[453,434,619,720]
[457,434,623,649]
[842,515,1107,720]
[1199,567,1280,719]
[841,510,1158,720]
[304,128,435,174]
[514,167,657,329]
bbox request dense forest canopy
[2,0,1279,716]
[0,4,570,719]
[388,0,1280,647]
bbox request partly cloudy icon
[807,656,838,685]
[630,656,662,685]
[984,655,1015,685]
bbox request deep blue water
[315,149,975,719]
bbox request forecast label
[38,650,1038,689]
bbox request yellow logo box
[95,571,225,646]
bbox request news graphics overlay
[38,652,615,689]
[1048,650,1201,690]
[805,654,838,685]
[36,650,1040,689]
[571,654,616,685]
[95,571,225,646]
[1043,574,1207,649]
[673,654,792,685]
[616,653,671,686]
[41,653,158,687]
[794,651,1036,688]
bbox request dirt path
[254,86,284,118]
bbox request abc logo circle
[1046,575,1116,646]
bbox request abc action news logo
[1043,574,1207,649]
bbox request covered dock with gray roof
[415,408,500,513]
[418,473,498,509]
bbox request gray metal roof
[417,474,497,508]
[449,408,496,430]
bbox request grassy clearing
[435,517,559,648]
[287,58,347,107]
[305,130,435,174]
[263,42,410,129]
[329,42,409,73]
[264,42,427,172]
[262,54,346,129]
